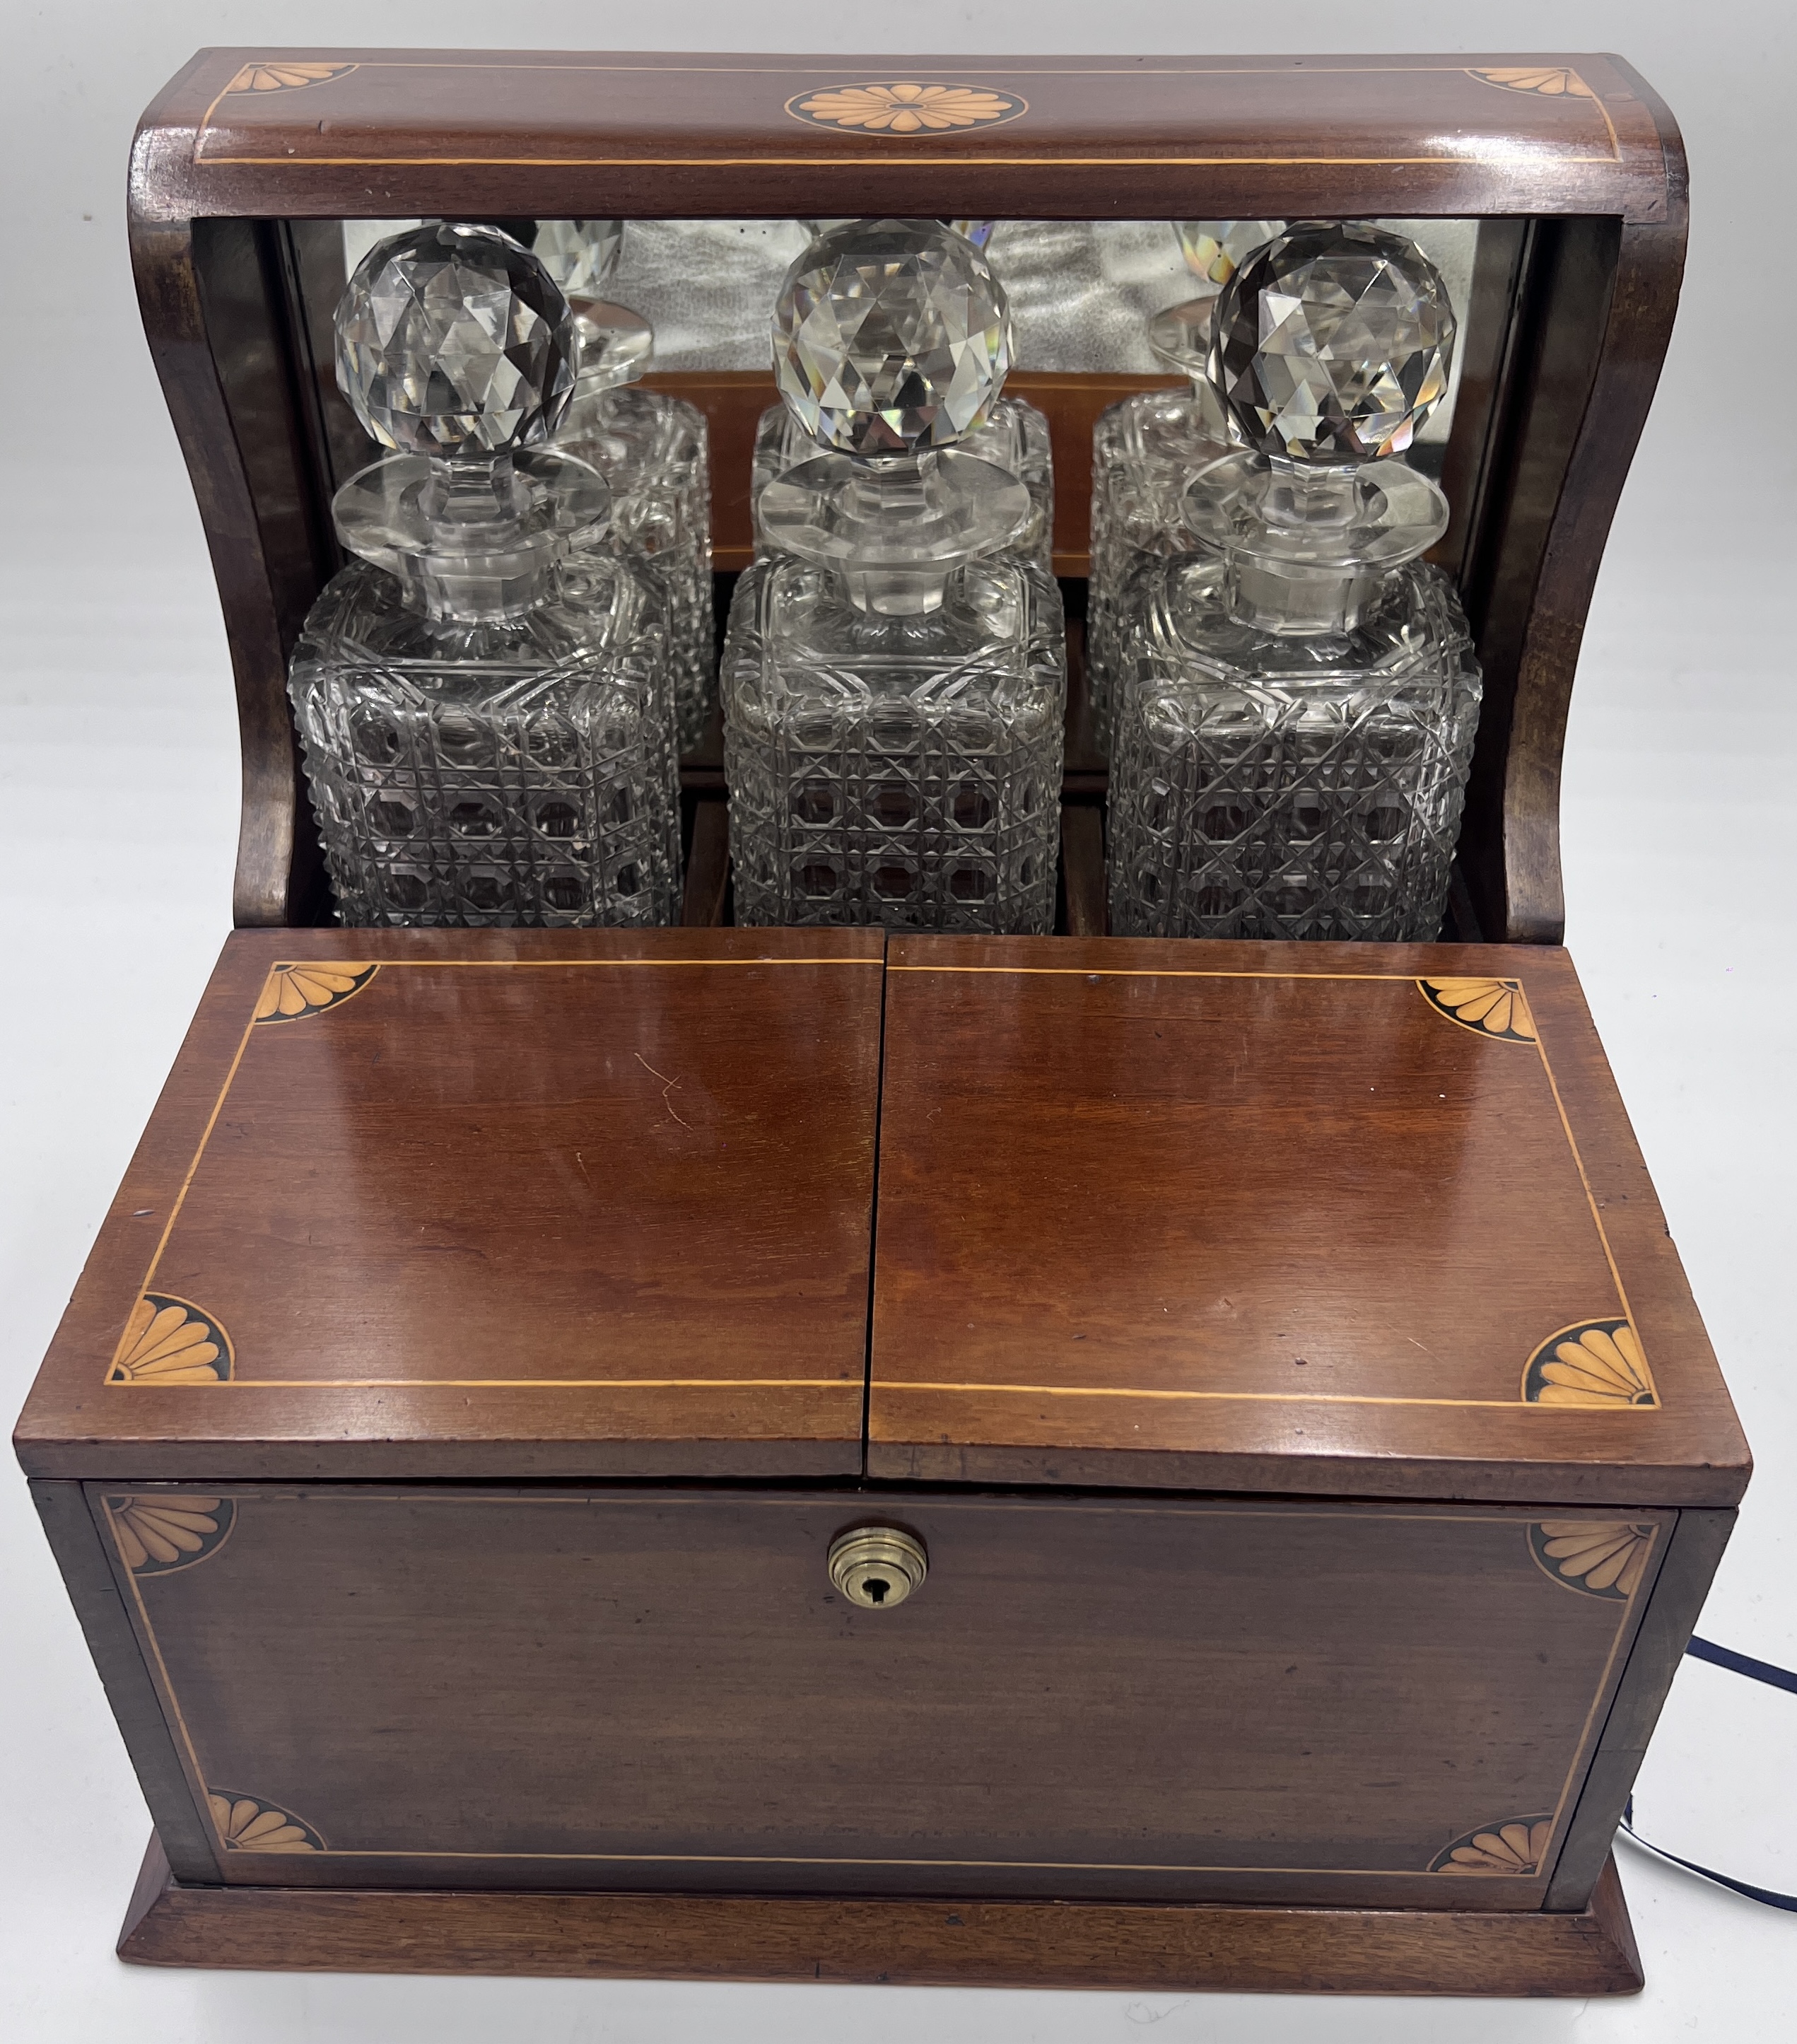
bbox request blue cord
[1617,1637,1797,1912]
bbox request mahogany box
[13,49,1749,1997]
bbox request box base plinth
[117,1836,1644,1996]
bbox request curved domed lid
[773,218,1014,456]
[335,221,580,455]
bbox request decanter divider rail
[680,800,732,928]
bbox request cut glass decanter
[725,218,1066,933]
[1108,221,1482,943]
[288,222,681,928]
[752,222,1053,571]
[534,221,717,756]
[1086,221,1284,744]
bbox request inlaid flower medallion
[254,961,377,1024]
[107,1294,233,1384]
[208,1792,324,1853]
[224,62,356,95]
[1528,1519,1656,1600]
[1430,1815,1555,1874]
[1469,66,1596,100]
[786,83,1026,135]
[1523,1318,1658,1408]
[106,1494,236,1575]
[1417,976,1537,1042]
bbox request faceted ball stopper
[1209,222,1456,465]
[802,218,993,246]
[530,219,624,301]
[335,222,578,456]
[1173,220,1284,288]
[773,218,1014,457]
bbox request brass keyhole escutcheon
[828,1526,927,1609]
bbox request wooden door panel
[95,1485,1666,1906]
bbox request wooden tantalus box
[19,931,1748,1992]
[16,48,1745,1996]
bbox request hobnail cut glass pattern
[291,554,681,928]
[1086,387,1231,747]
[558,384,715,754]
[336,223,578,455]
[724,556,1065,933]
[751,396,1053,573]
[1108,559,1481,942]
[774,219,1014,455]
[1210,223,1456,464]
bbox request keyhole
[827,1526,926,1609]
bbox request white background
[2,4,1792,2037]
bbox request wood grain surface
[1456,202,1688,941]
[870,936,1748,1503]
[115,1832,1647,1994]
[90,1482,1661,1908]
[29,1483,224,1883]
[14,928,884,1481]
[1544,1505,1735,1907]
[131,214,333,926]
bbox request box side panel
[30,1482,222,1883]
[1544,1505,1736,1908]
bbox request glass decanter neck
[1258,461,1362,532]
[421,451,528,531]
[837,456,956,615]
[1186,452,1449,636]
[759,446,1029,617]
[332,446,611,624]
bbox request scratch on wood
[634,1051,693,1131]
